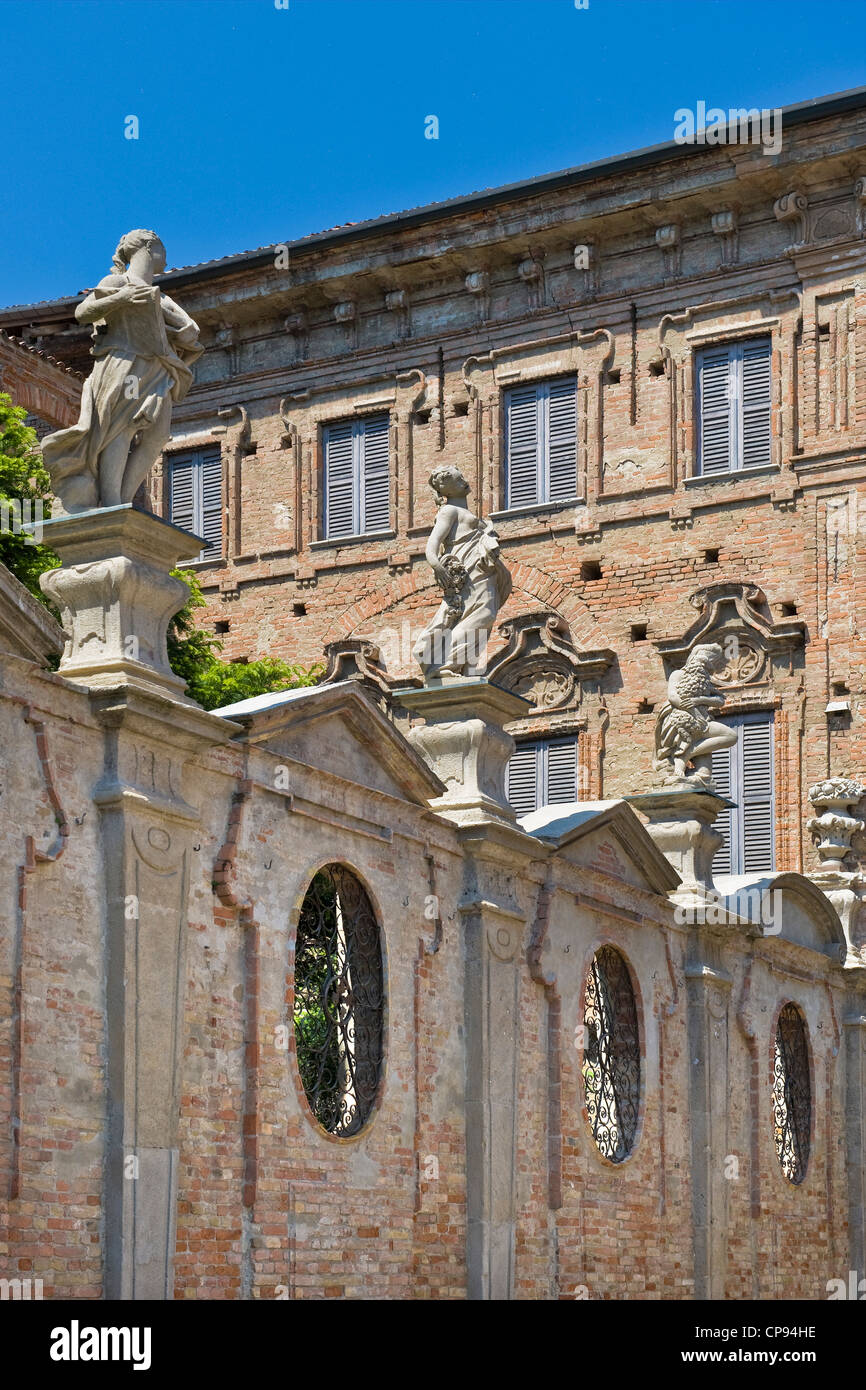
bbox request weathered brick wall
[0,642,862,1300]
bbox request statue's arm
[666,671,688,709]
[74,275,148,325]
[425,508,456,583]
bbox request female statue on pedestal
[42,230,203,514]
[413,465,512,679]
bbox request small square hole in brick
[452,400,469,417]
[781,602,797,616]
[293,602,307,617]
[637,698,655,714]
[819,322,831,338]
[580,560,602,581]
[631,623,648,642]
[606,368,621,385]
[649,360,665,377]
[414,409,432,425]
[703,548,720,564]
[214,620,230,635]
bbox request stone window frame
[318,409,394,545]
[576,938,646,1169]
[158,431,228,571]
[462,328,614,518]
[280,371,427,560]
[287,856,390,1146]
[658,307,793,488]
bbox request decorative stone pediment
[486,611,613,713]
[654,583,805,685]
[212,680,444,807]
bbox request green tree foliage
[168,567,322,710]
[0,392,59,600]
[0,392,320,709]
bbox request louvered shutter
[360,415,390,533]
[740,339,772,471]
[169,458,196,533]
[711,744,734,875]
[200,450,223,557]
[506,743,540,817]
[740,719,774,872]
[698,347,734,475]
[711,716,774,875]
[546,378,578,502]
[324,420,356,539]
[506,386,540,508]
[545,739,579,804]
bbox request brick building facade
[6,90,866,880]
[2,89,866,1301]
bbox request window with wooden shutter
[169,447,223,560]
[506,736,579,816]
[323,414,391,539]
[505,378,577,508]
[696,338,772,476]
[711,713,775,875]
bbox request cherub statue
[42,230,203,514]
[413,465,512,679]
[653,643,737,786]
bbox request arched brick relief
[324,564,607,653]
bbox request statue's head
[429,465,470,503]
[111,229,166,277]
[686,642,726,675]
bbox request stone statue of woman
[413,465,512,679]
[42,230,203,514]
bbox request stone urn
[806,776,865,867]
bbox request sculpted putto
[42,230,202,514]
[653,643,737,785]
[413,465,512,679]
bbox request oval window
[772,1002,811,1184]
[582,945,640,1162]
[292,864,384,1136]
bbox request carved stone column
[685,934,733,1300]
[40,505,237,1299]
[397,678,536,1298]
[629,784,735,1299]
[843,1001,866,1288]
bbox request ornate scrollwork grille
[292,865,384,1136]
[772,1003,811,1184]
[582,945,640,1162]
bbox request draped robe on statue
[42,275,202,503]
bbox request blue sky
[3,0,865,307]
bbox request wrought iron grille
[582,945,640,1162]
[772,1002,811,1184]
[292,864,384,1136]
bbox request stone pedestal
[39,504,202,701]
[627,786,734,905]
[394,678,530,828]
[39,503,237,1299]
